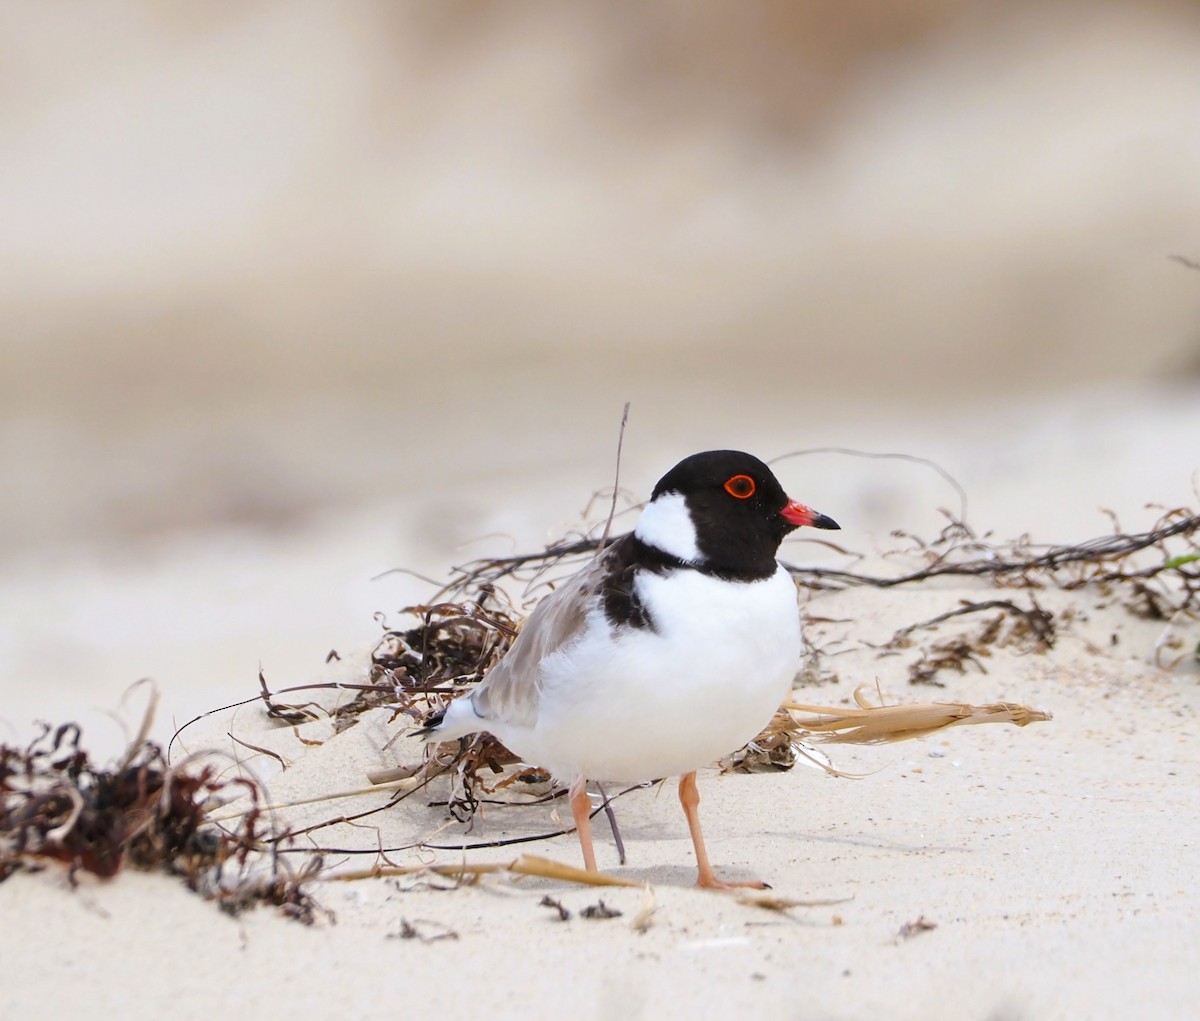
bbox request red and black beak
[780,500,839,530]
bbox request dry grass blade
[327,854,641,887]
[630,883,657,932]
[115,678,159,774]
[204,778,417,824]
[734,892,855,912]
[507,854,642,886]
[785,685,1052,745]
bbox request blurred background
[3,0,1199,752]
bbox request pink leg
[569,776,597,872]
[678,771,766,890]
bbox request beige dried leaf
[784,685,1052,745]
[327,853,641,888]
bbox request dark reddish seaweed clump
[0,722,323,923]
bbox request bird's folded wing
[469,551,610,727]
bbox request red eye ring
[724,474,756,499]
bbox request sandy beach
[4,4,1200,1019]
[4,389,1199,1020]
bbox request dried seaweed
[796,505,1200,619]
[896,915,938,940]
[1,705,324,923]
[580,899,622,919]
[1,721,220,882]
[896,596,1055,687]
[390,918,459,942]
[719,708,807,773]
[539,894,571,920]
[438,504,1200,616]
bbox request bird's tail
[413,707,448,741]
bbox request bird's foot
[695,870,771,891]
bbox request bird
[420,449,839,888]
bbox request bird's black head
[645,449,838,579]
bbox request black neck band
[630,536,773,583]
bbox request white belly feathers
[488,564,802,783]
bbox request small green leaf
[1164,552,1200,569]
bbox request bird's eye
[723,474,756,499]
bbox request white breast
[487,564,802,783]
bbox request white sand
[4,388,1199,1021]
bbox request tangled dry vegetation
[3,488,1197,919]
[0,688,324,922]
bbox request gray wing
[469,552,611,728]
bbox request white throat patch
[634,491,702,563]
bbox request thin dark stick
[793,513,1200,589]
[269,783,648,857]
[770,447,970,527]
[598,402,631,551]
